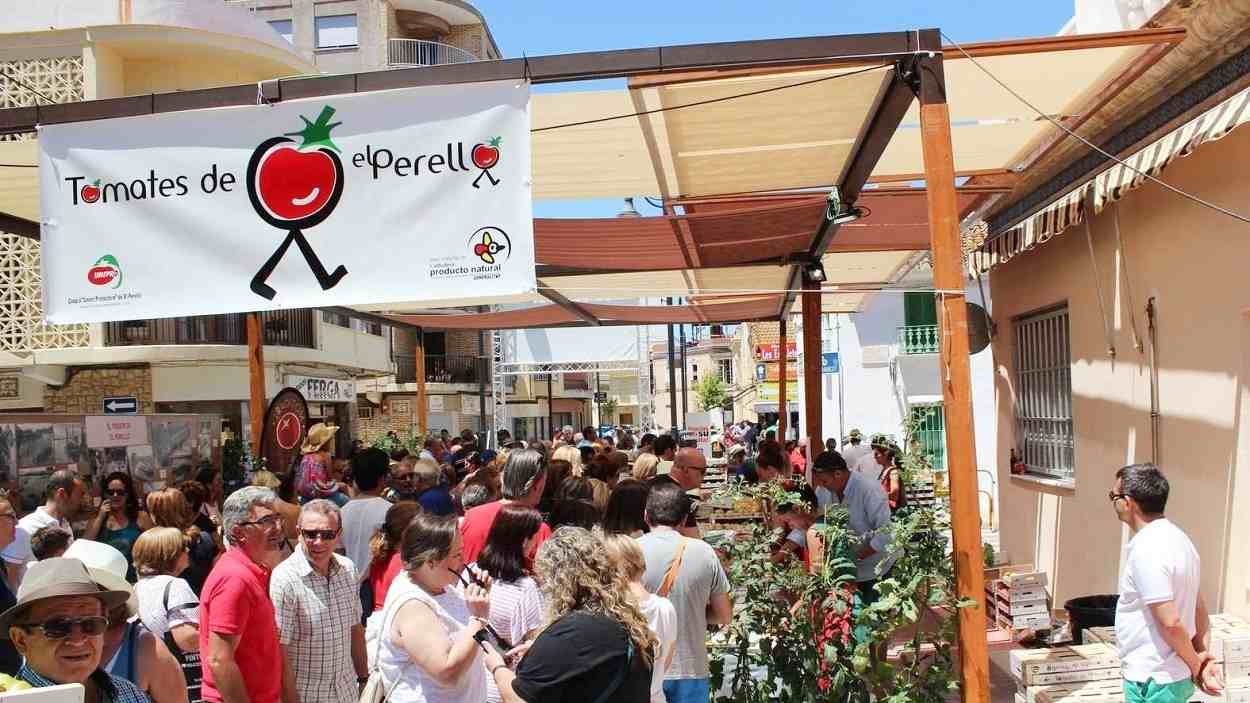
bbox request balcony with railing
[387,39,478,67]
[898,325,940,355]
[105,310,315,348]
[393,354,487,385]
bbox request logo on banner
[470,136,502,189]
[246,105,348,301]
[87,255,122,289]
[274,411,303,451]
[471,227,511,265]
[81,179,101,203]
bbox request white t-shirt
[2,506,73,574]
[134,574,200,640]
[841,444,870,468]
[639,593,677,703]
[853,453,878,476]
[340,496,391,578]
[1115,518,1200,684]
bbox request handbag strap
[656,539,687,598]
[370,591,425,700]
[589,638,633,703]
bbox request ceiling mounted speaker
[967,302,994,355]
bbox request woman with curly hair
[550,445,583,477]
[84,471,154,581]
[630,453,660,482]
[483,526,655,703]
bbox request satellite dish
[967,302,994,354]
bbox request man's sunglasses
[1108,491,1128,503]
[106,489,128,497]
[300,528,340,542]
[17,615,109,639]
[393,473,417,482]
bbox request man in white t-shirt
[841,429,870,469]
[338,448,392,578]
[3,468,84,588]
[1112,463,1222,703]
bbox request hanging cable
[0,163,36,169]
[1082,209,1116,358]
[941,32,1250,227]
[1111,201,1144,353]
[0,67,56,105]
[532,63,892,133]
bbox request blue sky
[470,1,1076,218]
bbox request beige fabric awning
[971,81,1250,275]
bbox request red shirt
[369,552,404,611]
[460,500,552,566]
[199,548,283,703]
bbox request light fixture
[802,259,827,284]
[832,207,864,225]
[617,197,642,218]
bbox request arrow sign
[103,396,138,415]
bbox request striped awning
[971,82,1250,275]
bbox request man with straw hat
[297,422,347,507]
[1,557,147,700]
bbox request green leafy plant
[709,465,969,701]
[370,426,425,455]
[601,398,618,423]
[695,374,728,412]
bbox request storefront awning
[972,79,1250,275]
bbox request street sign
[822,352,840,374]
[102,396,138,415]
[593,391,608,403]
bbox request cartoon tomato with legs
[471,136,501,188]
[246,105,348,300]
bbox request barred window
[1013,305,1074,481]
[321,310,350,328]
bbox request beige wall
[989,124,1250,615]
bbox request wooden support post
[802,276,823,471]
[777,318,788,442]
[246,313,266,461]
[415,327,428,437]
[917,35,990,703]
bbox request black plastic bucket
[1064,594,1119,643]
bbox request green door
[910,403,946,471]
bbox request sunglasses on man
[299,528,341,542]
[17,615,109,639]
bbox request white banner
[39,81,534,323]
[286,375,355,403]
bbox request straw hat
[64,540,139,618]
[0,558,130,637]
[301,422,339,454]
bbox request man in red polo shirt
[460,449,551,564]
[199,486,295,703]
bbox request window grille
[1013,306,1074,480]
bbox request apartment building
[651,329,739,432]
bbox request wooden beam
[246,313,266,461]
[916,36,989,703]
[0,212,38,239]
[0,31,925,135]
[627,27,1185,88]
[777,318,788,442]
[415,328,428,437]
[537,283,602,326]
[801,276,823,472]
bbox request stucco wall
[989,122,1250,614]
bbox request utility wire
[0,67,56,106]
[0,164,36,169]
[531,63,893,133]
[941,32,1250,226]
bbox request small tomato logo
[87,254,122,289]
[81,179,101,204]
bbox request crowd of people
[0,418,1219,703]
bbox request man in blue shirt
[810,451,895,605]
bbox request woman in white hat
[297,422,349,507]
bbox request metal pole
[595,371,602,429]
[666,300,678,433]
[477,322,487,439]
[679,321,689,423]
[837,314,845,443]
[415,327,428,436]
[547,370,555,441]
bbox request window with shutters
[1012,305,1074,481]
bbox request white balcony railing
[387,39,478,67]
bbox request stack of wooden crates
[1010,644,1121,703]
[987,569,1052,634]
[1210,613,1250,701]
